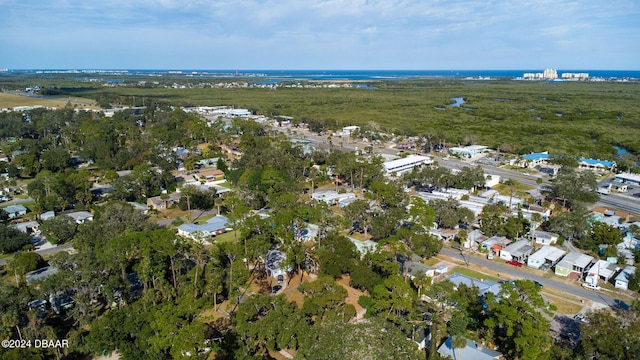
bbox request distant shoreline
[3,69,640,81]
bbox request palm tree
[452,335,467,359]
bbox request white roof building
[450,145,488,158]
[527,245,566,269]
[383,155,432,175]
[65,211,94,224]
[311,190,357,205]
[585,259,619,285]
[532,230,559,245]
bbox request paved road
[441,248,631,309]
[597,193,640,216]
[0,243,75,267]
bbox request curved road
[441,248,632,309]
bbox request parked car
[582,283,601,291]
[452,244,463,251]
[540,263,551,271]
[574,313,586,322]
[277,275,284,284]
[507,260,523,267]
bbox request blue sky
[1,0,638,70]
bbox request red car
[507,260,523,267]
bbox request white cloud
[1,0,638,69]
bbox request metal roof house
[2,204,27,218]
[65,211,94,224]
[438,336,502,360]
[532,230,559,245]
[311,190,356,206]
[499,239,533,262]
[26,266,59,285]
[555,251,594,277]
[177,215,230,240]
[585,259,619,285]
[527,245,566,269]
[446,273,502,297]
[614,266,636,290]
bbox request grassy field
[0,92,99,109]
[76,81,640,156]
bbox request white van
[582,283,601,291]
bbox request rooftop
[523,152,549,161]
[438,336,502,360]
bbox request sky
[1,0,639,70]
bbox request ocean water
[6,69,640,81]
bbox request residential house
[147,193,181,210]
[481,236,511,253]
[555,251,594,278]
[585,259,619,285]
[311,190,356,206]
[295,223,319,242]
[466,229,487,249]
[347,237,378,256]
[527,245,566,269]
[40,211,55,221]
[177,216,230,240]
[265,250,290,278]
[438,336,502,360]
[484,174,500,188]
[196,169,225,182]
[2,204,27,218]
[65,211,94,224]
[614,266,636,290]
[128,202,150,214]
[12,220,40,234]
[25,265,58,285]
[430,228,459,242]
[499,239,533,263]
[532,230,559,245]
[446,273,502,297]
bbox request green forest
[1,74,639,159]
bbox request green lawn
[453,267,499,282]
[213,230,241,244]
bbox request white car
[582,283,601,291]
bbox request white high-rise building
[543,68,558,79]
